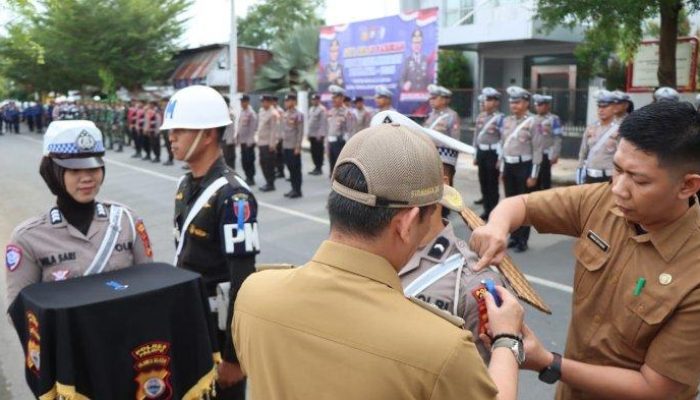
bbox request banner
[318,8,438,115]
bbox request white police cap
[43,120,105,169]
[481,87,501,99]
[329,85,346,96]
[507,86,531,101]
[533,94,552,104]
[374,85,393,98]
[612,90,630,103]
[654,87,680,102]
[595,89,616,105]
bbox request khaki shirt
[255,107,279,147]
[352,107,373,136]
[425,107,461,140]
[527,184,700,400]
[532,112,563,164]
[281,108,304,150]
[577,121,620,171]
[501,113,535,159]
[327,106,355,141]
[237,107,258,146]
[5,202,153,307]
[473,111,504,148]
[233,240,498,400]
[400,221,504,362]
[223,109,236,145]
[307,104,328,139]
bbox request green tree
[237,0,324,48]
[437,50,472,88]
[0,0,190,94]
[254,25,319,92]
[537,0,700,87]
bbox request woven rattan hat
[331,123,443,208]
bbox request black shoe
[284,190,294,197]
[309,169,322,175]
[181,165,190,170]
[514,243,528,253]
[131,153,141,158]
[163,160,174,166]
[507,239,518,249]
[115,147,123,153]
[259,184,275,192]
[479,212,489,221]
[474,198,484,205]
[151,158,160,163]
[288,190,302,199]
[245,178,255,186]
[142,155,151,161]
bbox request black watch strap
[538,352,562,384]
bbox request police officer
[653,86,680,102]
[237,95,258,185]
[307,93,327,175]
[256,94,279,192]
[531,94,562,191]
[327,85,355,175]
[162,85,259,399]
[272,96,286,179]
[352,96,373,135]
[145,101,162,163]
[424,85,460,140]
[5,120,153,307]
[473,87,504,219]
[374,85,395,112]
[611,90,633,122]
[281,93,304,198]
[500,86,536,253]
[576,90,620,185]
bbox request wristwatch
[538,352,562,384]
[491,336,525,365]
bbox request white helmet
[43,120,105,169]
[160,85,232,130]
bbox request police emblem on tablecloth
[6,244,22,272]
[75,130,97,152]
[26,311,41,376]
[132,341,173,400]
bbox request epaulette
[256,263,295,272]
[13,215,45,234]
[408,296,465,328]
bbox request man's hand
[217,360,245,388]
[484,286,524,336]
[294,147,301,156]
[550,157,559,165]
[526,177,538,189]
[469,224,509,271]
[522,324,553,371]
[473,158,478,166]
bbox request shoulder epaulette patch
[408,296,465,328]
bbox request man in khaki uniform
[256,95,279,192]
[424,85,460,140]
[576,90,619,184]
[234,123,527,400]
[531,94,563,191]
[352,96,373,136]
[374,85,395,112]
[307,93,327,176]
[281,93,304,198]
[5,120,153,306]
[473,87,504,219]
[470,101,700,400]
[237,95,258,185]
[611,90,633,123]
[326,85,355,175]
[500,86,536,253]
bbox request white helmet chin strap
[183,129,205,162]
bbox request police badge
[75,130,97,152]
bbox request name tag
[587,230,609,252]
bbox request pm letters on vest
[223,222,260,254]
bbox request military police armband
[221,192,260,256]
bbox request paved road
[0,127,576,399]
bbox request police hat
[481,87,501,100]
[311,93,321,100]
[43,120,105,169]
[285,93,297,101]
[240,94,250,102]
[507,86,531,102]
[654,86,680,102]
[261,94,274,101]
[429,85,452,98]
[374,85,393,98]
[595,89,616,105]
[353,96,364,103]
[611,90,630,103]
[532,94,552,105]
[329,85,345,97]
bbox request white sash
[404,254,464,297]
[173,176,229,265]
[476,114,501,143]
[584,123,618,167]
[503,116,533,151]
[83,205,124,276]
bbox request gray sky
[184,0,400,48]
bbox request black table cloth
[9,263,220,400]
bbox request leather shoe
[514,243,528,253]
[245,178,255,186]
[288,190,302,199]
[284,190,293,197]
[259,184,275,192]
[474,198,484,205]
[507,239,518,249]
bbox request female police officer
[5,120,153,307]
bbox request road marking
[17,135,572,294]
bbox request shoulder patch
[49,208,62,225]
[408,296,465,328]
[428,236,450,259]
[6,245,22,272]
[95,203,108,218]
